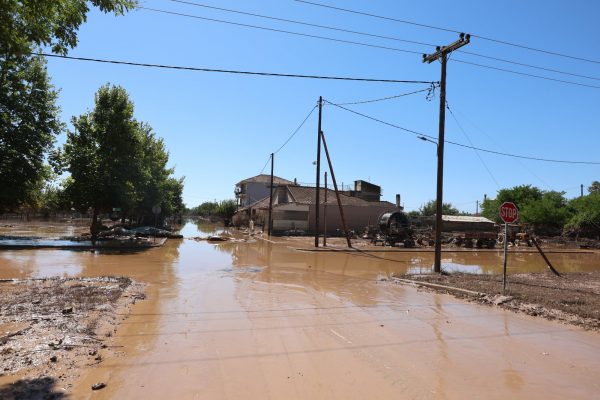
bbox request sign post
[499,202,519,292]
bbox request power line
[258,105,317,174]
[166,0,432,47]
[324,100,600,165]
[138,6,423,56]
[449,104,555,191]
[169,0,600,82]
[452,59,600,90]
[294,0,600,65]
[329,86,435,106]
[138,6,600,90]
[36,53,433,84]
[458,51,600,82]
[274,105,317,154]
[259,155,272,175]
[445,101,501,189]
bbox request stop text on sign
[499,202,519,224]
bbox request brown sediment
[0,277,144,398]
[393,272,600,330]
[1,222,600,399]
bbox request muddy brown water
[1,221,599,399]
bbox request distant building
[234,174,293,208]
[233,183,400,235]
[344,180,382,202]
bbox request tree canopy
[1,0,136,56]
[0,55,62,211]
[1,0,136,212]
[60,84,183,220]
[189,200,237,219]
[419,200,460,216]
[480,184,600,237]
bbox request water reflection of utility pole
[323,171,328,247]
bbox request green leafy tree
[589,181,600,194]
[1,0,136,211]
[134,124,184,223]
[63,84,144,218]
[61,84,183,232]
[481,185,543,223]
[419,200,460,216]
[1,0,136,56]
[482,185,574,234]
[0,55,62,211]
[193,201,219,216]
[567,193,600,237]
[520,191,573,235]
[216,200,237,219]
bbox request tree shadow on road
[0,376,68,399]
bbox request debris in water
[92,382,106,390]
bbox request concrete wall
[272,204,309,233]
[240,182,273,206]
[308,204,399,234]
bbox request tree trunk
[90,208,99,245]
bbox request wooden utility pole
[268,153,274,236]
[423,33,470,273]
[320,130,352,249]
[314,97,323,247]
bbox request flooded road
[1,222,599,398]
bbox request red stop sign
[499,202,519,224]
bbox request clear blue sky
[46,0,600,212]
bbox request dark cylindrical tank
[379,211,409,235]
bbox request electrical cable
[169,0,600,82]
[324,100,600,165]
[36,52,434,84]
[445,101,501,189]
[294,0,600,65]
[138,7,423,56]
[449,104,555,191]
[329,86,435,106]
[258,105,316,174]
[166,0,433,47]
[273,105,317,154]
[259,155,272,175]
[137,6,600,90]
[451,59,600,90]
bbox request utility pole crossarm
[422,33,471,64]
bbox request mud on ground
[395,272,600,331]
[0,277,144,398]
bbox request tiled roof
[238,196,270,211]
[287,186,390,206]
[237,174,292,185]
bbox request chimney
[396,194,401,208]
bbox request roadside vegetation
[186,200,237,220]
[481,184,600,237]
[0,0,183,226]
